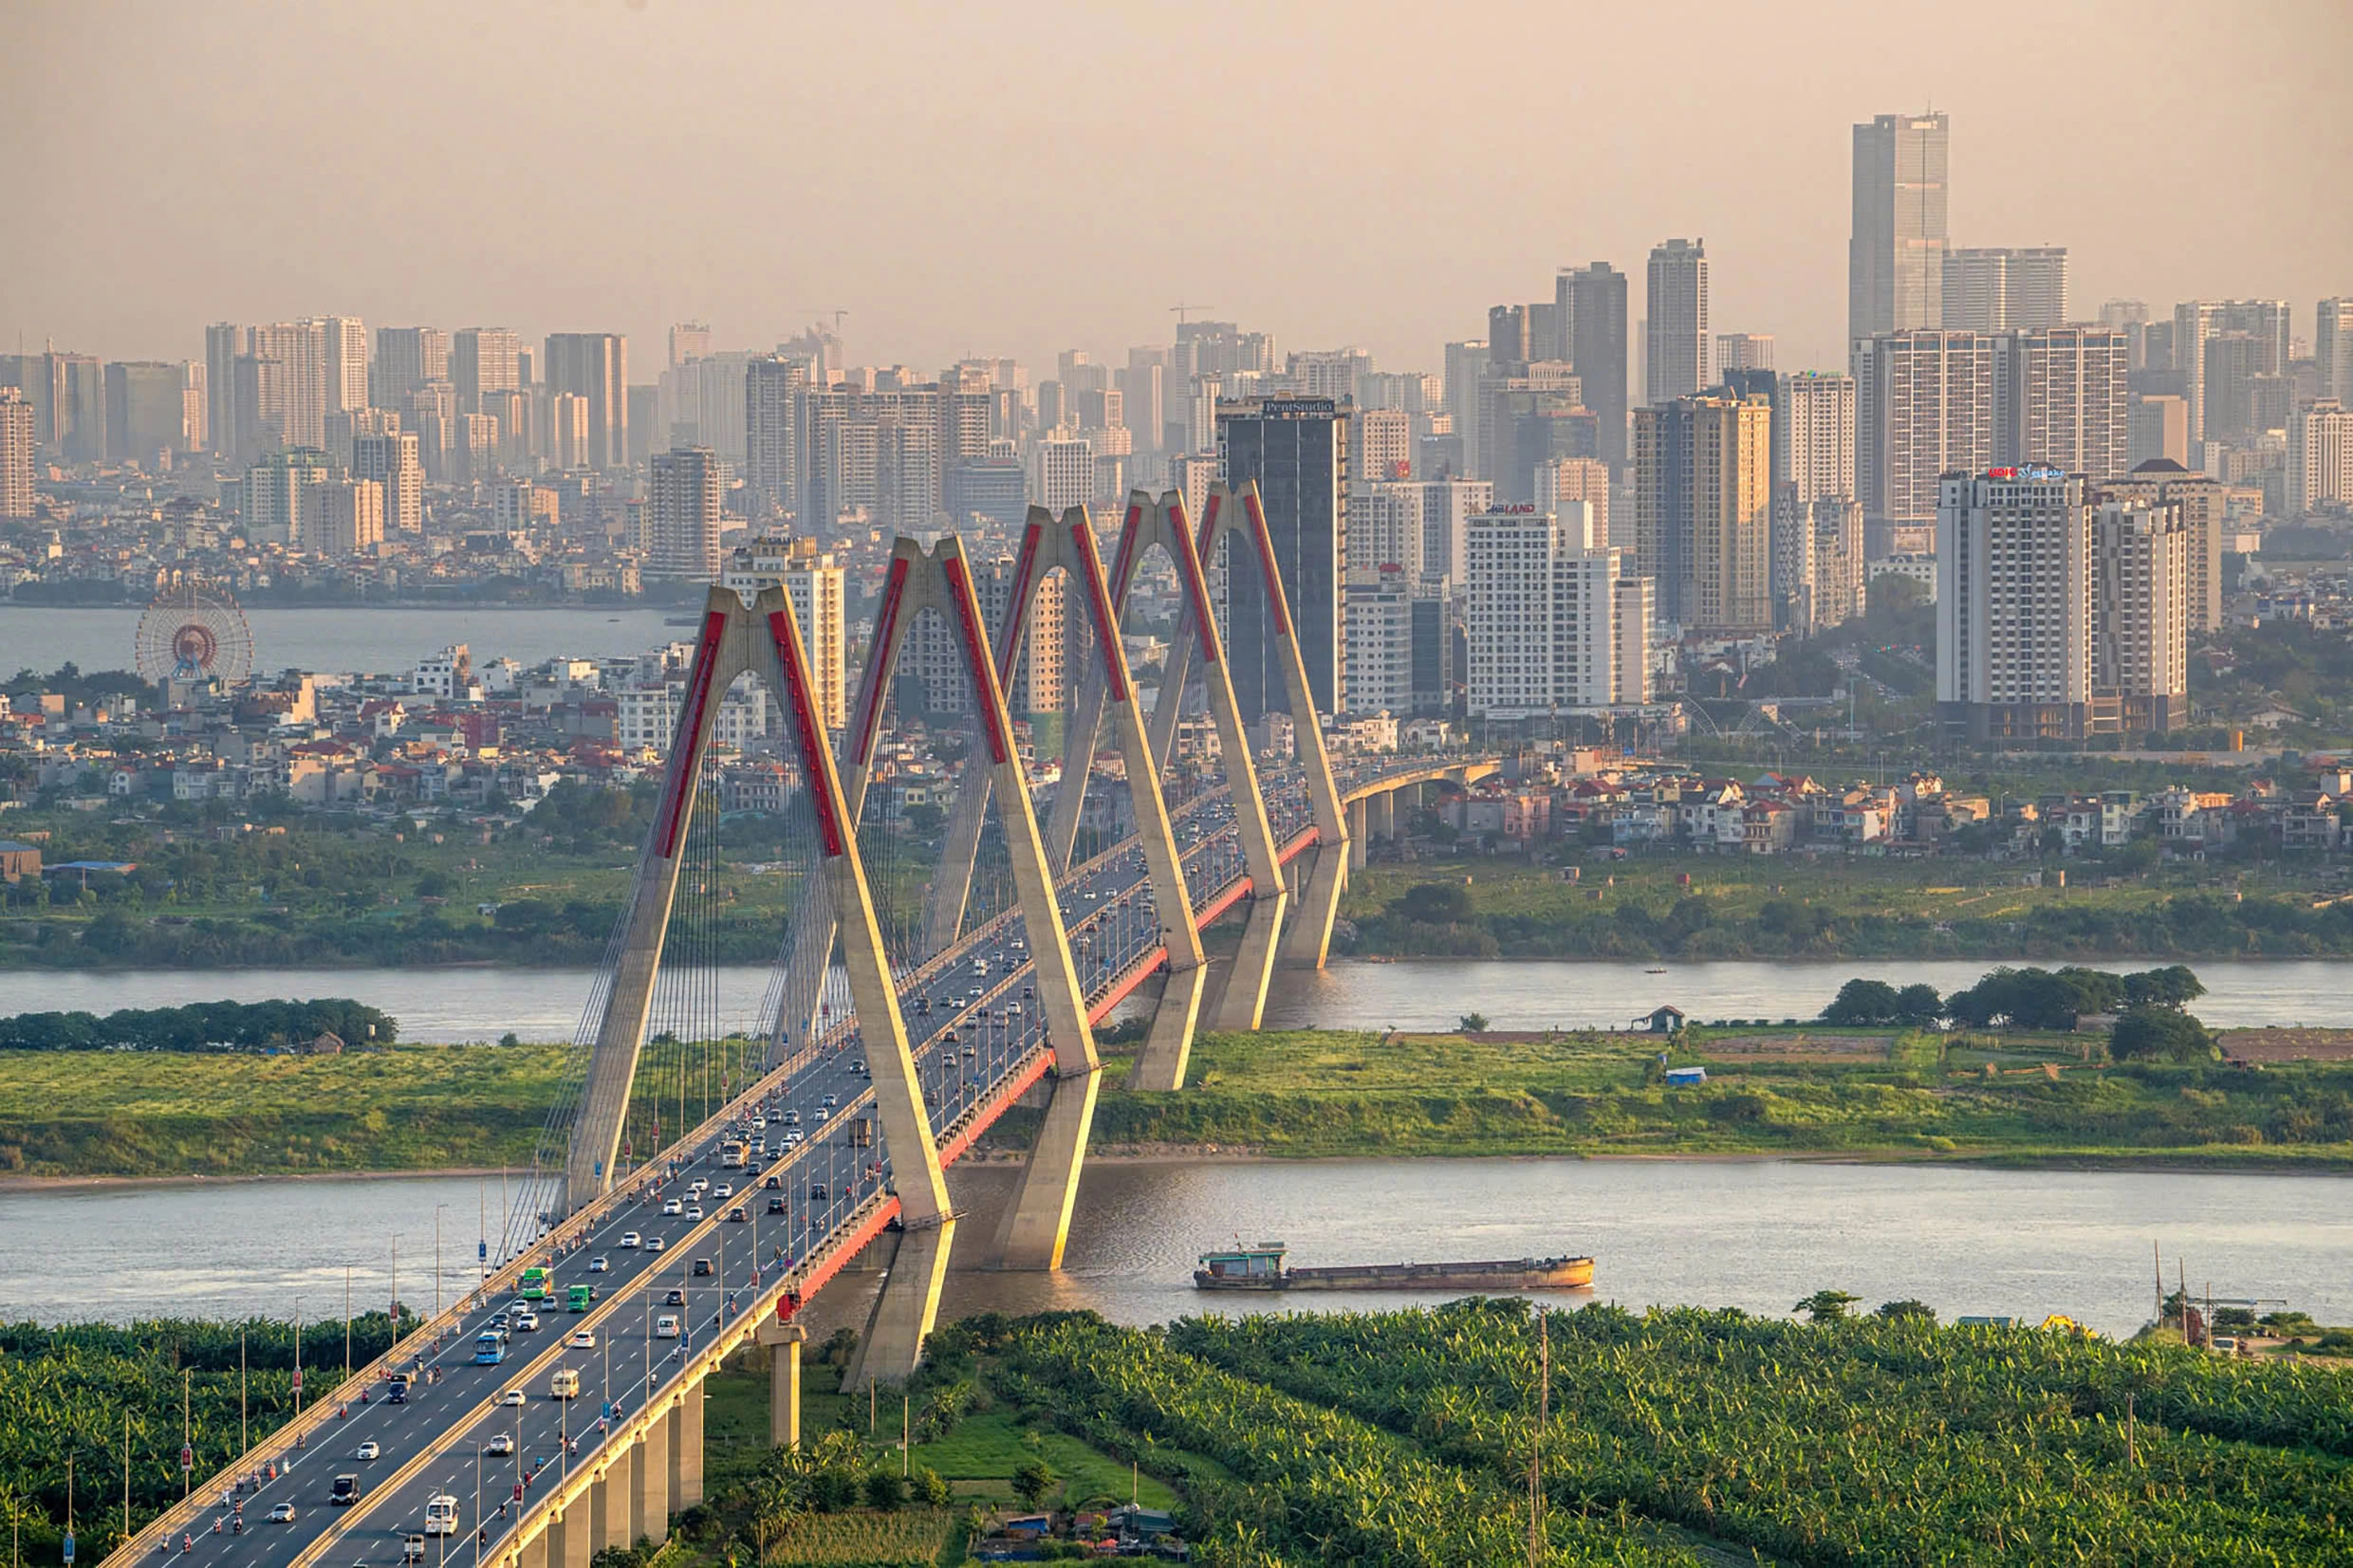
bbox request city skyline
[5,2,2347,378]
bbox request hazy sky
[5,0,2348,379]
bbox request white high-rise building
[1936,467,2094,740]
[1418,477,1492,587]
[723,536,848,729]
[1943,248,2068,332]
[2289,399,2353,516]
[1028,432,1094,514]
[1465,503,1638,717]
[1781,370,1858,506]
[0,388,33,518]
[1715,333,1775,373]
[1857,330,1995,527]
[1998,326,2128,477]
[1351,480,1426,578]
[2092,498,2189,731]
[2318,300,2353,406]
[647,447,723,581]
[349,432,422,533]
[322,317,369,416]
[1645,239,1710,403]
[1343,566,1415,717]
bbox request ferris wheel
[135,575,256,685]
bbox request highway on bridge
[132,758,1459,1568]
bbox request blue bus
[473,1332,506,1366]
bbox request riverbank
[8,1023,2353,1180]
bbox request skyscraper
[543,333,629,470]
[2289,400,2353,515]
[1850,112,1951,343]
[1631,392,1771,634]
[1216,397,1349,719]
[453,328,521,413]
[1644,239,1710,403]
[1557,263,1630,470]
[1856,330,1996,532]
[1936,467,2093,740]
[2318,300,2353,405]
[1943,248,2069,332]
[2092,498,2189,733]
[322,317,369,417]
[350,432,423,534]
[1999,326,2128,476]
[745,354,809,517]
[647,447,723,581]
[373,326,449,409]
[2173,300,2289,447]
[0,388,32,517]
[722,537,847,728]
[104,361,196,460]
[1715,334,1775,373]
[668,323,712,370]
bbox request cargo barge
[1194,1241,1593,1292]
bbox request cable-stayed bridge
[106,485,1494,1568]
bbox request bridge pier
[548,1505,589,1568]
[1278,843,1347,968]
[1367,788,1395,847]
[667,1384,704,1510]
[1211,891,1287,1029]
[847,1216,956,1387]
[1347,797,1369,871]
[517,1525,549,1568]
[755,1319,806,1448]
[992,1062,1102,1268]
[591,1446,631,1554]
[632,1401,668,1544]
[1127,961,1208,1091]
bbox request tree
[1397,882,1473,924]
[1822,978,1901,1026]
[2109,1005,2214,1062]
[2122,965,2206,1010]
[910,1465,953,1508]
[1875,1299,1937,1323]
[1011,1459,1058,1511]
[1457,1013,1490,1033]
[1893,984,1945,1025]
[862,1470,905,1510]
[1795,1289,1861,1323]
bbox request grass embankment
[10,1024,2353,1178]
[1342,854,2353,960]
[1066,1024,2353,1168]
[0,1036,779,1179]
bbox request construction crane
[1169,302,1215,326]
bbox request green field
[1340,852,2353,960]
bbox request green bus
[521,1267,550,1301]
[567,1283,592,1314]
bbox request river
[0,603,688,676]
[3,1158,2344,1340]
[8,958,2353,1041]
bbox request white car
[684,1205,704,1221]
[712,1184,732,1200]
[588,1256,609,1273]
[645,1236,667,1253]
[268,1503,297,1523]
[567,1329,595,1349]
[661,1199,684,1217]
[355,1441,380,1461]
[689,1178,709,1193]
[513,1311,540,1332]
[620,1232,641,1249]
[781,1130,805,1146]
[484,1433,514,1456]
[498,1389,525,1407]
[654,1315,680,1338]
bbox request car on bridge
[566,1329,595,1349]
[685,1205,704,1221]
[662,1198,683,1216]
[267,1503,296,1523]
[664,1288,685,1306]
[512,1310,539,1332]
[588,1255,609,1272]
[655,1315,680,1338]
[620,1231,640,1248]
[330,1475,361,1506]
[354,1441,380,1461]
[485,1434,513,1456]
[645,1236,666,1253]
[498,1389,525,1407]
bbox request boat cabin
[1195,1241,1287,1282]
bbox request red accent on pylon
[1241,488,1293,638]
[1070,520,1128,706]
[942,553,1012,766]
[767,608,846,858]
[850,555,911,768]
[654,608,730,858]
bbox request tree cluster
[1822,964,2206,1031]
[0,997,398,1052]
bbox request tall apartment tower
[1715,334,1775,373]
[1856,330,1996,532]
[1936,467,2093,741]
[2104,460,2226,632]
[2174,300,2290,447]
[2092,498,2190,734]
[2289,400,2353,515]
[1850,112,1951,343]
[350,432,423,534]
[247,323,328,451]
[452,329,521,412]
[2318,300,2353,405]
[1630,392,1772,635]
[1464,504,1631,717]
[1557,263,1630,470]
[373,326,449,409]
[1944,248,2069,332]
[1216,396,1349,720]
[721,537,847,729]
[205,323,245,467]
[0,388,32,518]
[647,447,723,581]
[1999,326,2128,477]
[543,333,629,470]
[1644,239,1710,404]
[745,355,809,517]
[322,317,369,417]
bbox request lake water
[4,1158,2344,1340]
[0,603,687,677]
[8,958,2353,1041]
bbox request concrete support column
[632,1406,668,1544]
[756,1319,807,1448]
[547,1509,589,1568]
[1367,789,1395,844]
[992,1066,1102,1269]
[676,1380,705,1509]
[1278,843,1348,969]
[1211,892,1287,1029]
[1127,963,1209,1092]
[1347,797,1369,871]
[846,1219,957,1389]
[516,1527,548,1568]
[591,1445,631,1553]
